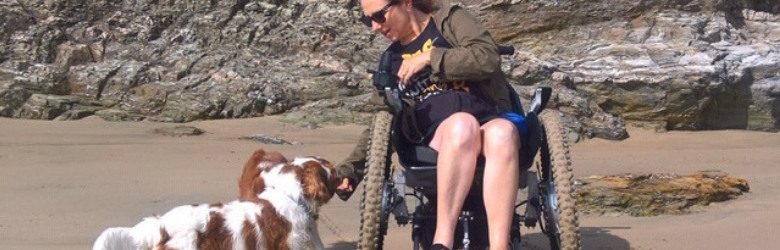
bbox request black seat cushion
[395,142,486,190]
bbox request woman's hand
[397,51,431,86]
[336,177,355,200]
[337,178,354,192]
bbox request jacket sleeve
[335,127,370,185]
[429,6,501,82]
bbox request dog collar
[297,197,317,219]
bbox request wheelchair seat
[389,83,546,193]
[392,127,536,192]
[394,142,485,191]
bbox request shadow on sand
[325,226,630,249]
[520,226,632,250]
[327,241,357,250]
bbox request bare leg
[481,119,520,250]
[428,112,482,248]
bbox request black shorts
[414,91,499,144]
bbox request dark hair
[411,0,439,14]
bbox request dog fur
[93,149,341,250]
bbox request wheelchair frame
[357,48,580,250]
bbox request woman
[338,0,521,249]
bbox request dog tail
[93,218,165,250]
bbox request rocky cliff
[1,0,778,140]
[485,0,779,138]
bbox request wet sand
[0,116,777,249]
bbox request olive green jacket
[335,1,511,192]
[430,0,512,112]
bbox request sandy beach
[0,116,778,250]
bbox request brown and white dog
[93,149,342,250]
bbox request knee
[483,119,520,150]
[437,112,481,147]
[441,113,480,138]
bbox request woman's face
[360,0,413,43]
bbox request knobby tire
[540,110,580,250]
[358,111,393,250]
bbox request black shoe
[430,243,450,250]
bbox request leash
[318,213,351,243]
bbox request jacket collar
[432,0,462,41]
[433,1,461,25]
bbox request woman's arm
[430,6,501,82]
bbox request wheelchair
[357,46,580,250]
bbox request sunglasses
[359,0,398,27]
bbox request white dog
[93,149,341,250]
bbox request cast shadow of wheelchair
[325,226,632,249]
[521,226,632,250]
[326,241,358,250]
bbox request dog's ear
[262,151,288,167]
[239,149,291,202]
[238,149,268,202]
[300,160,337,205]
[317,158,342,193]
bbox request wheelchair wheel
[538,110,580,250]
[358,111,393,250]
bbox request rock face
[575,171,750,216]
[484,0,780,135]
[1,0,778,140]
[1,0,376,123]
